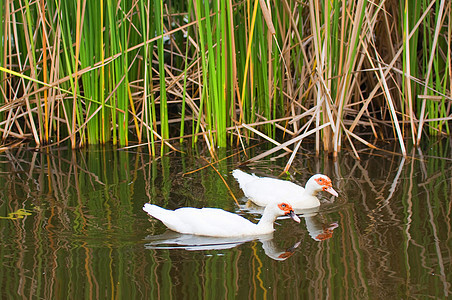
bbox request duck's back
[144,204,258,237]
[176,207,258,236]
[233,170,305,206]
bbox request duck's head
[307,174,338,197]
[277,202,300,223]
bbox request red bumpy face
[314,175,338,197]
[314,175,333,191]
[278,202,293,214]
[277,202,301,223]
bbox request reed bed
[0,0,450,159]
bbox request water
[0,142,451,299]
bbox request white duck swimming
[143,202,300,237]
[232,169,338,209]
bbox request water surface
[0,142,451,299]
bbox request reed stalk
[154,0,169,148]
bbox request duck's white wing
[173,207,257,237]
[241,177,305,206]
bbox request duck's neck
[256,207,278,232]
[304,180,320,197]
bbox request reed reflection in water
[0,142,451,299]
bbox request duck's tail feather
[143,203,168,219]
[232,169,257,189]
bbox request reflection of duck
[144,231,301,261]
[232,169,338,209]
[262,240,301,261]
[241,201,339,242]
[304,216,338,241]
[143,202,300,237]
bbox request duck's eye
[281,204,286,208]
[318,178,323,182]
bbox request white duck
[143,202,300,237]
[232,169,338,209]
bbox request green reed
[416,0,450,141]
[154,0,169,146]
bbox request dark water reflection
[0,141,451,299]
